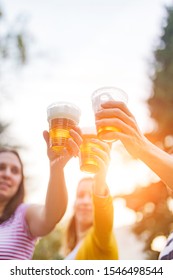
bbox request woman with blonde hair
[64,138,119,260]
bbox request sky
[1,0,173,230]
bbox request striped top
[0,203,36,260]
[159,232,173,260]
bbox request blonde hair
[64,177,93,255]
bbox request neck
[75,221,90,243]
[0,201,7,217]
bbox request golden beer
[80,130,103,174]
[91,87,128,142]
[97,123,120,142]
[49,118,76,153]
[47,102,81,154]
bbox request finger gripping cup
[47,102,81,154]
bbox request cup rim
[91,86,127,99]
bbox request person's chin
[0,188,8,195]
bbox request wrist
[136,137,160,162]
[49,159,64,171]
[93,175,108,196]
[133,135,151,159]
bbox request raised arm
[90,140,114,235]
[25,127,82,237]
[95,101,173,190]
[88,139,118,258]
[91,139,110,196]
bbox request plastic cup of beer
[79,127,104,174]
[91,86,128,142]
[47,101,81,154]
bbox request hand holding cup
[91,87,128,142]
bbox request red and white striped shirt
[0,203,36,260]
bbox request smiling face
[74,178,94,231]
[0,152,23,204]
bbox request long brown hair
[0,147,25,224]
[65,177,93,255]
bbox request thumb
[43,130,49,146]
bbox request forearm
[26,164,68,238]
[92,173,113,236]
[137,137,173,190]
[44,162,68,229]
[93,173,109,196]
[93,194,114,245]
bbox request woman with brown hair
[0,128,82,259]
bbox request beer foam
[47,101,81,123]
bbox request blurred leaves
[0,5,30,65]
[118,4,173,259]
[116,182,173,259]
[32,226,64,260]
[117,182,168,212]
[148,6,173,140]
[0,3,31,142]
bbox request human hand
[95,101,147,158]
[43,126,82,168]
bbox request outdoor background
[0,0,173,259]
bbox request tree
[115,181,173,259]
[32,225,64,260]
[116,4,173,259]
[0,3,30,142]
[0,5,29,66]
[147,6,173,145]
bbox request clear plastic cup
[79,127,104,174]
[47,101,81,153]
[91,87,128,142]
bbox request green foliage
[0,3,30,139]
[0,122,8,135]
[0,5,29,65]
[148,6,173,140]
[117,4,173,260]
[117,182,173,259]
[32,226,64,260]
